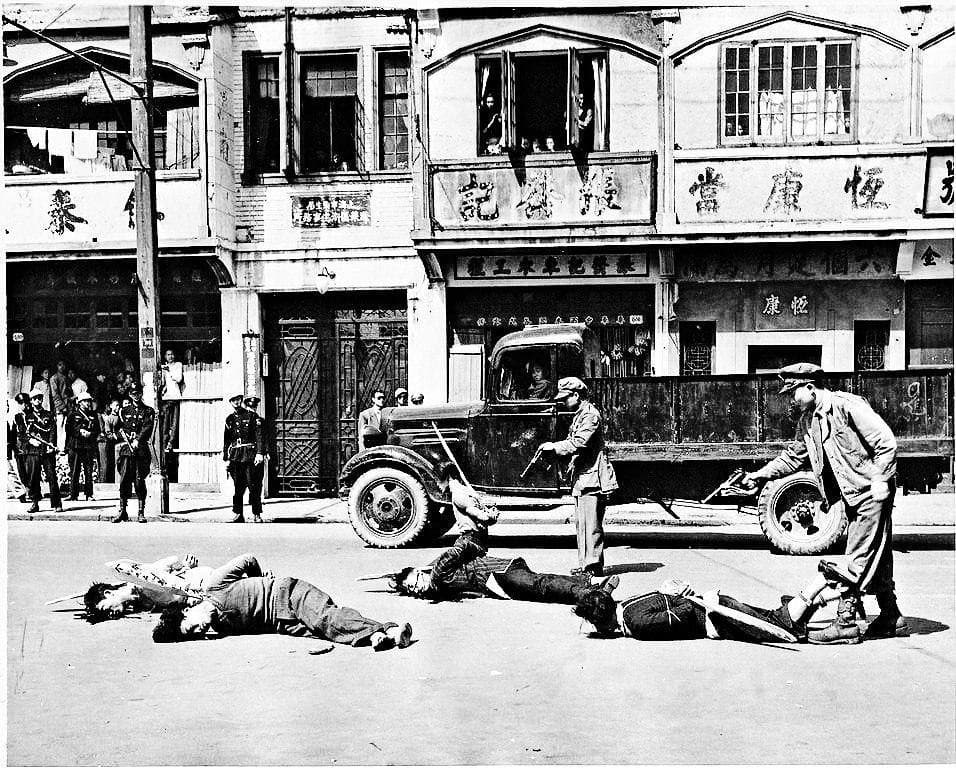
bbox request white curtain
[479,61,492,99]
[790,88,817,137]
[824,88,848,134]
[757,91,784,137]
[591,56,606,151]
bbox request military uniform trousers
[22,452,62,507]
[69,449,97,497]
[844,479,896,596]
[230,460,264,517]
[575,493,607,572]
[118,449,151,501]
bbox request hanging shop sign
[454,252,649,281]
[922,147,954,217]
[677,244,896,282]
[291,192,371,228]
[431,156,654,229]
[675,153,925,224]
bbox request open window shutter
[164,106,199,170]
[502,51,514,150]
[354,90,366,172]
[568,48,579,147]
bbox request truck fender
[339,445,445,503]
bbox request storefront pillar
[653,279,680,376]
[408,279,448,403]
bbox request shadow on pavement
[897,617,949,636]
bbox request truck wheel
[348,467,431,548]
[757,472,847,555]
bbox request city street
[8,520,955,765]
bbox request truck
[339,324,953,554]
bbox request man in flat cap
[536,376,618,577]
[223,394,268,523]
[741,363,905,644]
[114,382,155,523]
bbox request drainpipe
[283,7,295,180]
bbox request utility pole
[130,5,168,515]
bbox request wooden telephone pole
[130,6,168,514]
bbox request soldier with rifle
[113,382,155,524]
[223,394,268,523]
[16,386,63,514]
[66,391,100,501]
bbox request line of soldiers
[224,394,269,523]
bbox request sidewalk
[7,483,954,531]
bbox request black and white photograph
[3,1,954,764]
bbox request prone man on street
[113,382,155,524]
[536,377,618,577]
[223,394,268,523]
[17,386,62,514]
[740,363,907,645]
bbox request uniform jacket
[50,372,70,414]
[15,408,56,455]
[66,408,100,452]
[203,553,297,634]
[761,389,897,505]
[552,400,618,496]
[117,401,155,456]
[223,409,268,462]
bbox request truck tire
[757,472,847,555]
[348,467,431,548]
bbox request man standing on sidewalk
[50,360,70,451]
[161,349,185,453]
[537,377,618,577]
[223,394,267,523]
[113,382,154,524]
[741,363,905,644]
[17,386,62,514]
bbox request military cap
[243,395,261,407]
[29,385,45,398]
[228,393,244,404]
[778,363,824,394]
[75,391,93,404]
[554,376,589,400]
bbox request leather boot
[864,592,909,639]
[137,499,147,524]
[112,499,129,523]
[807,595,861,645]
[27,501,39,514]
[230,512,245,523]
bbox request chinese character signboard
[291,193,371,228]
[677,244,896,282]
[755,288,815,331]
[922,147,954,217]
[454,252,649,281]
[431,155,653,229]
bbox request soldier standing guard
[223,394,268,523]
[113,382,155,524]
[537,377,618,577]
[17,386,63,514]
[66,391,100,501]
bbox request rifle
[701,468,754,504]
[25,421,57,452]
[116,425,135,453]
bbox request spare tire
[757,471,847,555]
[348,467,431,548]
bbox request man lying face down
[152,553,412,651]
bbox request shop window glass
[722,40,855,144]
[32,299,58,329]
[245,55,280,174]
[95,297,128,329]
[598,326,652,377]
[63,298,91,330]
[854,320,889,371]
[301,53,360,173]
[378,52,409,170]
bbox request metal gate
[270,305,407,495]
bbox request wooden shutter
[502,52,514,150]
[568,48,579,147]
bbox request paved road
[8,521,955,765]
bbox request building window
[301,53,360,173]
[680,322,716,375]
[378,52,409,170]
[477,49,608,156]
[245,55,280,174]
[722,40,854,144]
[854,320,889,371]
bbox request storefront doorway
[264,292,407,496]
[748,345,822,374]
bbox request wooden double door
[265,293,407,496]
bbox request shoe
[28,502,39,514]
[85,495,95,502]
[253,515,264,524]
[599,575,620,594]
[52,507,63,514]
[370,630,393,652]
[864,613,910,639]
[807,617,861,645]
[572,565,604,578]
[230,513,245,523]
[111,511,129,523]
[18,494,27,503]
[137,501,147,523]
[67,495,78,502]
[390,622,413,649]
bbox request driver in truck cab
[740,363,904,646]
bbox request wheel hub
[363,481,412,532]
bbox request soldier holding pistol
[16,386,63,514]
[113,382,155,524]
[223,394,268,523]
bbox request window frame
[295,47,363,176]
[475,47,610,157]
[718,37,858,147]
[373,47,411,172]
[242,51,283,181]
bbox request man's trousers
[22,452,62,506]
[117,451,151,501]
[575,493,607,572]
[229,461,264,517]
[494,559,590,604]
[278,579,393,645]
[69,449,96,497]
[844,481,896,596]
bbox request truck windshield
[496,348,555,401]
